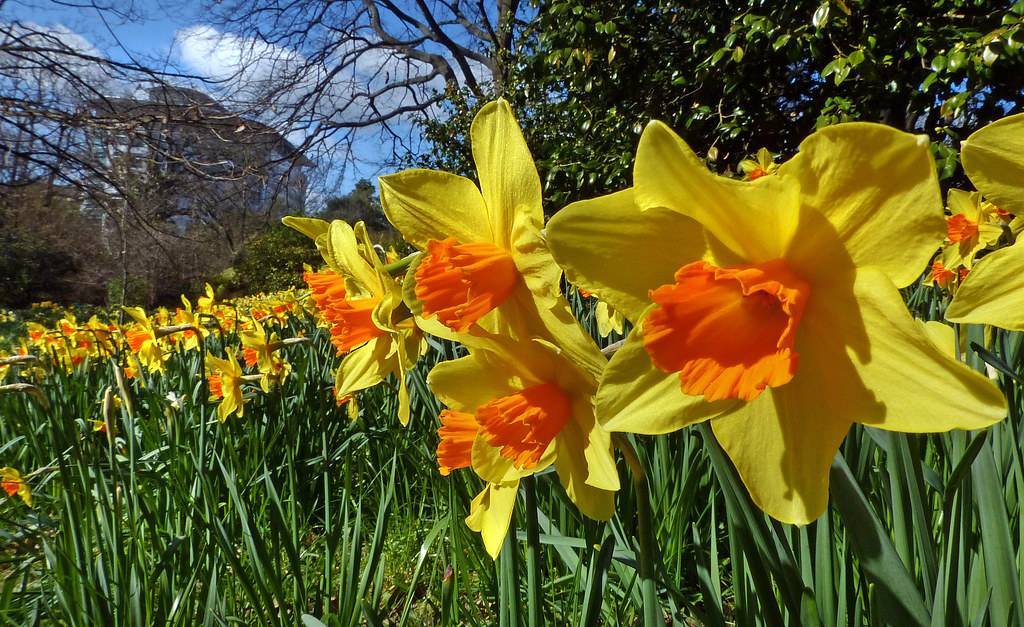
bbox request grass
[0,279,1022,625]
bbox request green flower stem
[524,475,543,627]
[614,433,661,627]
[383,253,418,276]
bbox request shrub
[229,224,323,294]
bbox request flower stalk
[613,433,661,627]
[523,474,543,627]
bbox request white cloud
[173,24,445,128]
[0,21,118,98]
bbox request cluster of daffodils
[0,289,311,432]
[0,288,308,380]
[1,289,316,507]
[290,101,1024,553]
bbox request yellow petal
[595,301,624,338]
[427,353,522,413]
[324,221,382,297]
[711,389,851,525]
[471,99,543,250]
[334,337,393,397]
[472,435,553,484]
[546,189,705,322]
[921,320,957,358]
[466,481,520,559]
[947,189,981,221]
[554,449,616,521]
[634,120,801,263]
[597,317,736,434]
[205,354,231,374]
[122,306,150,327]
[947,238,1024,330]
[506,286,607,382]
[379,169,490,248]
[779,123,943,287]
[962,113,1024,215]
[18,482,32,507]
[846,269,1006,431]
[509,209,562,301]
[217,395,237,423]
[282,215,330,241]
[561,401,620,493]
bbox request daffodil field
[3,101,1024,627]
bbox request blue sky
[5,0,194,65]
[3,0,406,198]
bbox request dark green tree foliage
[419,0,1024,210]
[0,231,77,308]
[322,178,393,236]
[229,225,322,294]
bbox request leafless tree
[200,0,529,176]
[0,1,315,304]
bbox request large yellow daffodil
[946,114,1024,329]
[548,120,1007,524]
[284,217,423,424]
[429,334,618,557]
[377,99,602,376]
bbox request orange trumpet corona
[436,410,479,476]
[476,383,573,470]
[304,270,384,354]
[643,259,810,402]
[946,214,979,244]
[415,238,519,332]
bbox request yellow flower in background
[239,317,290,391]
[579,290,626,338]
[946,113,1024,330]
[284,217,423,424]
[429,335,618,558]
[594,301,625,338]
[84,316,117,356]
[547,120,1006,524]
[739,147,778,181]
[122,307,166,373]
[1,467,32,507]
[378,99,600,374]
[172,296,208,352]
[207,352,246,422]
[197,283,217,314]
[939,189,1005,271]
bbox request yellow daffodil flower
[927,258,969,290]
[548,120,1007,524]
[377,99,600,374]
[285,217,423,424]
[430,335,618,557]
[939,189,1005,270]
[1,467,32,507]
[207,352,246,422]
[594,301,625,338]
[579,291,626,338]
[197,283,217,314]
[239,317,290,391]
[946,114,1024,329]
[122,307,166,373]
[84,315,117,356]
[739,147,779,181]
[172,296,208,352]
